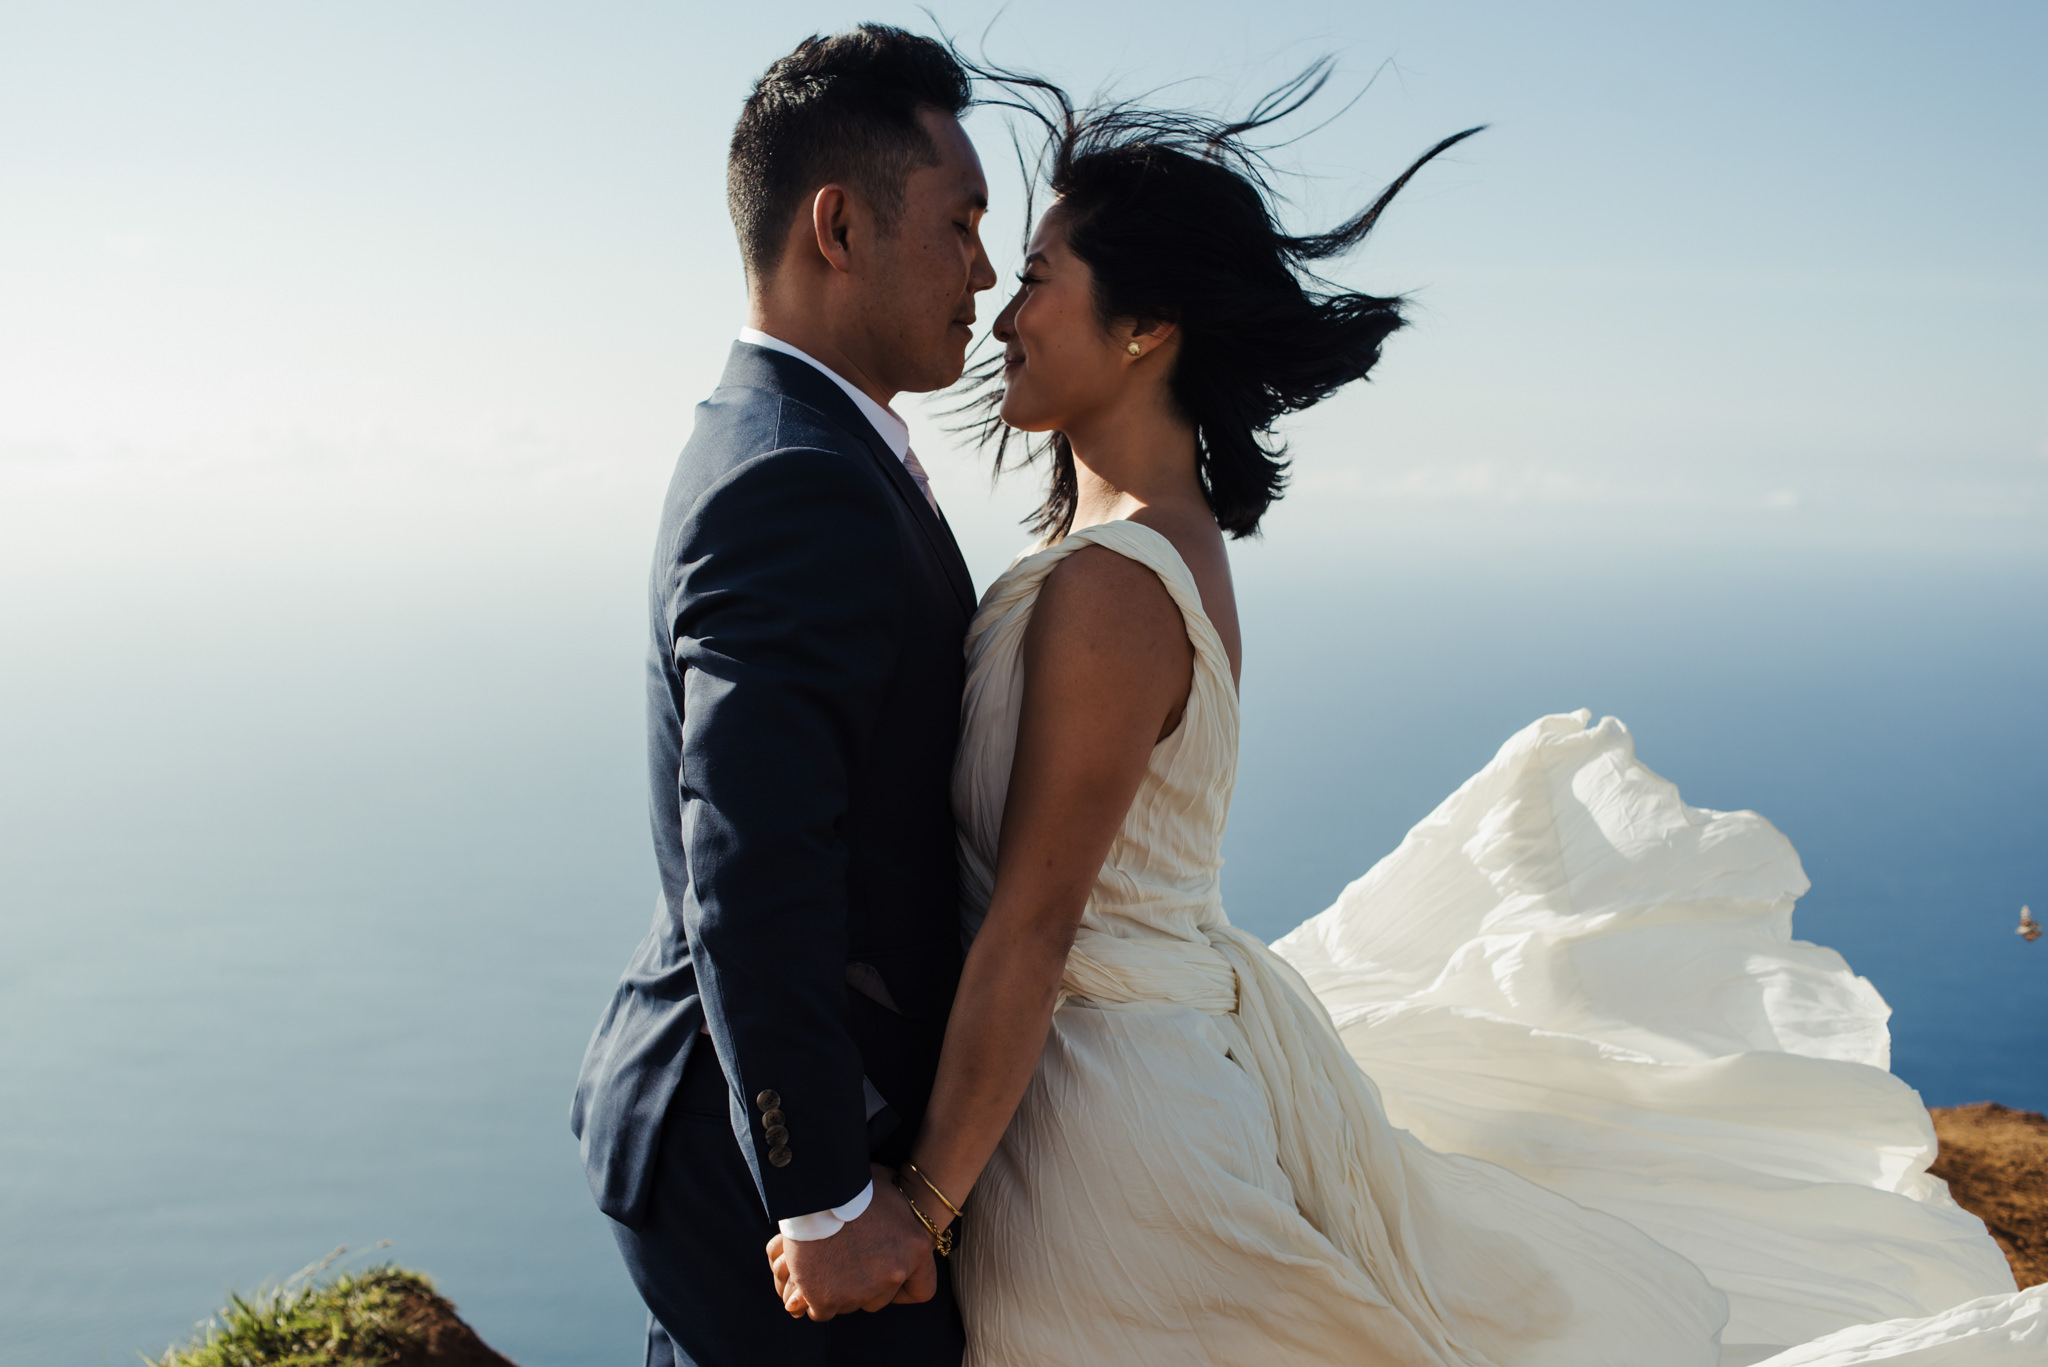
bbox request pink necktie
[901,447,941,515]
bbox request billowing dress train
[950,520,2044,1366]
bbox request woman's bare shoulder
[1027,542,1194,730]
[1033,542,1184,644]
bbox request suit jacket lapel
[863,437,978,617]
[725,343,978,617]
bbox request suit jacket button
[765,1125,789,1146]
[767,1146,793,1168]
[755,1090,781,1111]
[761,1109,786,1128]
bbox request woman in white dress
[777,79,2044,1364]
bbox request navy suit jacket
[573,342,973,1229]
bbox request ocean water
[1,543,2042,1365]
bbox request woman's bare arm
[900,544,1194,1231]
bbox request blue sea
[3,539,2043,1364]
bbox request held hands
[769,1164,938,1322]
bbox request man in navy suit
[571,26,996,1366]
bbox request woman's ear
[1122,317,1179,359]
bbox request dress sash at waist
[1060,924,1238,1014]
[1059,917,1498,1367]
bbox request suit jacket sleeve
[667,441,905,1220]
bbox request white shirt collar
[737,328,911,462]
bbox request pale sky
[3,0,2043,591]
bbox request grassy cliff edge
[154,1264,514,1367]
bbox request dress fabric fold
[949,519,2040,1365]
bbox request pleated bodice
[953,520,1244,1010]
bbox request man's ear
[811,184,857,274]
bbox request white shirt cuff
[776,1179,875,1242]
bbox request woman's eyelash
[1016,272,1042,285]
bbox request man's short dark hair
[727,25,972,280]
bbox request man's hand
[768,1165,938,1321]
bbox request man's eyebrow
[967,190,989,212]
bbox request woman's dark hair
[728,25,972,281]
[955,60,1481,540]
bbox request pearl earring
[1126,341,1142,356]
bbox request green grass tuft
[151,1257,439,1367]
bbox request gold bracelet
[904,1161,965,1220]
[893,1176,955,1257]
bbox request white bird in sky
[2020,906,2041,943]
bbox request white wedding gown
[950,520,2043,1366]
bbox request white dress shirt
[732,327,903,1243]
[778,1178,875,1243]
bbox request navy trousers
[612,1044,965,1367]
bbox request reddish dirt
[390,1283,519,1367]
[1931,1101,2048,1289]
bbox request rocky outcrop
[1931,1102,2048,1289]
[388,1279,517,1366]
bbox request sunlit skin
[888,205,1246,1248]
[754,104,997,1326]
[747,106,999,408]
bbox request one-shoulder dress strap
[1048,521,1238,708]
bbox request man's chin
[899,351,971,395]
